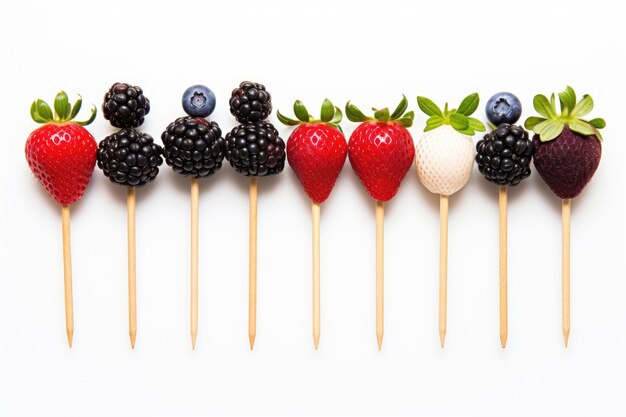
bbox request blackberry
[102,83,151,128]
[97,128,163,187]
[161,117,225,178]
[225,121,285,176]
[475,123,534,186]
[229,81,272,123]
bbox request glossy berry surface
[229,81,272,123]
[348,121,415,202]
[97,128,163,187]
[476,123,534,186]
[287,123,347,204]
[182,85,216,118]
[532,125,601,199]
[26,123,97,206]
[485,92,522,126]
[102,83,150,128]
[161,117,224,178]
[225,121,285,176]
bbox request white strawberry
[415,125,475,195]
[415,94,485,196]
[414,94,485,348]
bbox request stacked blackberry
[98,83,163,187]
[225,81,285,176]
[475,92,534,186]
[161,85,225,179]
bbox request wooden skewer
[312,202,321,349]
[562,198,571,347]
[375,201,384,351]
[439,194,448,348]
[127,187,137,349]
[61,206,74,348]
[248,177,258,350]
[499,186,508,348]
[190,178,199,349]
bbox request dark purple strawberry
[525,86,605,199]
[532,126,601,198]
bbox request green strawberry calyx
[30,91,97,126]
[417,93,486,135]
[345,95,414,128]
[278,99,344,133]
[524,86,606,142]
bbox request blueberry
[485,92,522,126]
[182,85,216,117]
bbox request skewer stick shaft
[61,206,74,348]
[562,198,571,347]
[499,186,508,348]
[127,187,137,349]
[439,194,449,348]
[249,178,258,350]
[312,202,321,349]
[190,178,199,349]
[375,201,384,350]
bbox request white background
[1,0,625,416]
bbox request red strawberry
[25,91,98,206]
[345,96,415,202]
[278,99,347,204]
[525,87,605,199]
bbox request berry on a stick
[25,91,98,347]
[226,81,285,349]
[525,86,605,346]
[161,85,225,348]
[278,99,347,349]
[477,91,535,348]
[415,93,485,347]
[345,95,415,350]
[102,82,150,128]
[98,82,162,348]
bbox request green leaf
[75,105,97,126]
[533,94,556,118]
[70,95,82,120]
[293,100,310,122]
[374,107,390,122]
[558,86,576,114]
[37,99,53,121]
[467,117,486,132]
[426,115,443,127]
[525,116,547,131]
[588,117,606,129]
[449,113,469,131]
[568,119,595,136]
[550,93,556,110]
[330,106,343,125]
[390,95,408,120]
[456,127,476,136]
[30,101,47,123]
[424,124,440,132]
[537,120,564,142]
[457,93,479,116]
[54,91,70,120]
[571,94,593,117]
[417,96,442,117]
[345,102,369,122]
[277,110,301,126]
[396,111,414,128]
[320,99,334,123]
[592,127,603,141]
